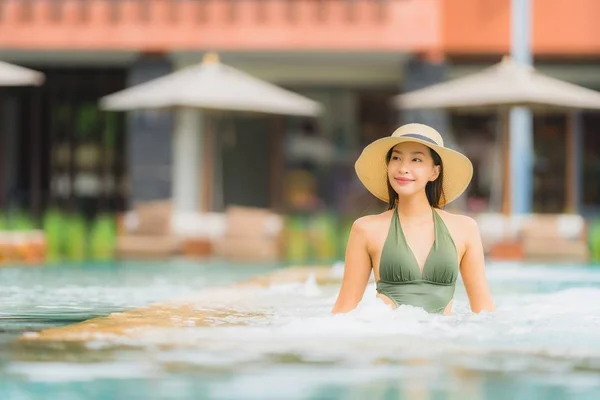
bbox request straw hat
[354,123,473,206]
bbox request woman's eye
[413,158,422,162]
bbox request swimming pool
[1,260,600,399]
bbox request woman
[331,123,495,315]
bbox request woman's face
[387,142,440,198]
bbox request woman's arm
[459,217,496,313]
[331,219,373,314]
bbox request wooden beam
[269,116,284,212]
[565,111,581,214]
[30,87,41,220]
[0,90,4,211]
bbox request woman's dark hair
[385,146,446,210]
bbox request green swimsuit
[376,208,459,313]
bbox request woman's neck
[396,193,432,221]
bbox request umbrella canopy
[100,53,322,117]
[394,57,600,111]
[0,61,44,86]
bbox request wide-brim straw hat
[354,123,473,206]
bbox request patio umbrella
[99,53,323,218]
[0,61,44,86]
[99,53,321,117]
[393,56,600,216]
[393,56,600,112]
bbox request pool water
[1,261,600,400]
[0,260,276,346]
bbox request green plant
[64,213,87,261]
[89,214,116,261]
[43,209,66,262]
[589,219,600,263]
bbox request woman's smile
[394,176,415,185]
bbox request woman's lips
[394,177,414,185]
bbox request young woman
[332,123,495,315]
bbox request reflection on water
[1,262,600,399]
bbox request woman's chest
[366,217,467,278]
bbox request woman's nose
[398,162,409,174]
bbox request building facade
[1,0,600,226]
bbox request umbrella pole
[201,111,214,213]
[172,107,202,215]
[501,109,512,216]
[212,114,224,213]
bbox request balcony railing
[0,0,440,51]
[0,0,393,24]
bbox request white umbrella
[100,53,323,217]
[394,56,600,216]
[99,53,321,117]
[394,57,600,111]
[0,61,44,86]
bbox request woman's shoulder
[352,210,394,233]
[435,209,480,236]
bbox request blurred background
[1,0,600,266]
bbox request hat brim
[354,136,473,206]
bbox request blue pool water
[1,260,600,400]
[0,259,276,334]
